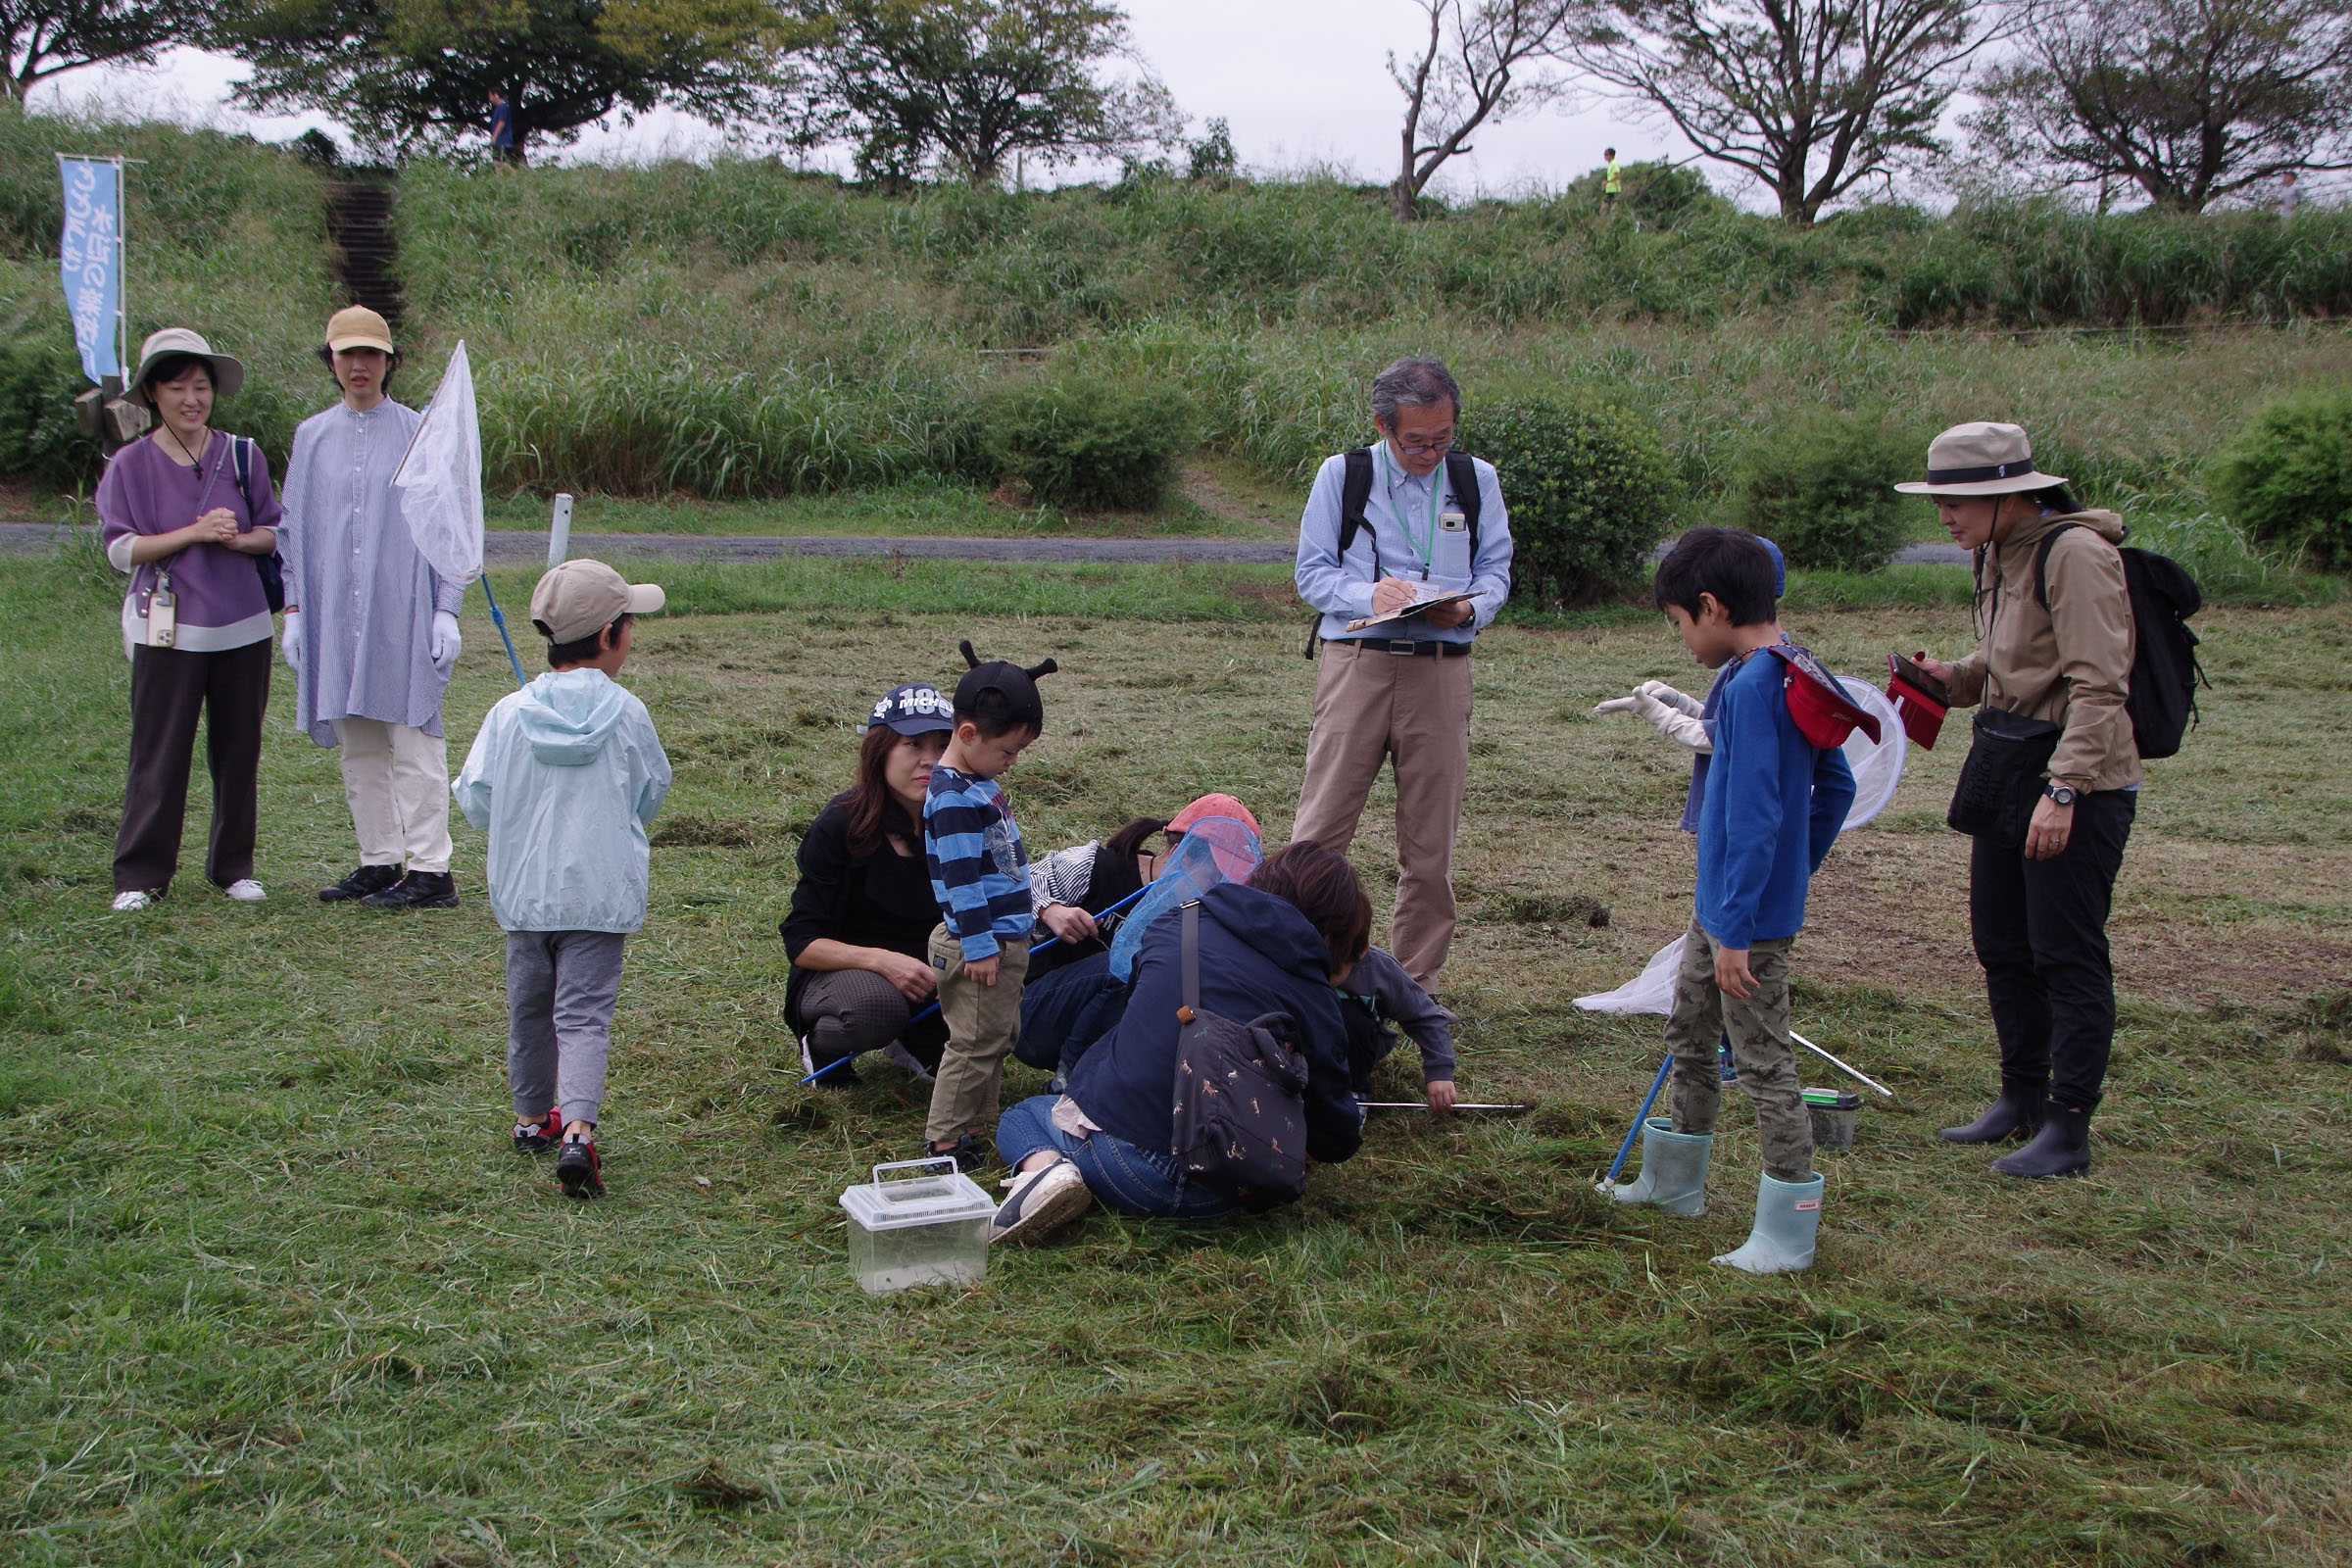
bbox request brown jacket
[1947,508,2142,793]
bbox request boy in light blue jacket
[455,561,671,1199]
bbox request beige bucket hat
[1894,421,2068,497]
[324,305,396,355]
[126,327,246,407]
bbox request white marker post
[548,493,573,567]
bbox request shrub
[1462,393,1679,608]
[2208,391,2352,567]
[980,376,1191,512]
[1731,412,1915,572]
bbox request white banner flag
[393,340,485,585]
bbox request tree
[800,0,1180,185]
[1577,0,2002,224]
[218,0,807,160]
[0,0,196,104]
[1967,0,2352,212]
[1390,0,1582,221]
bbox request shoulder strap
[1445,449,1482,560]
[2032,521,2083,611]
[1337,448,1377,570]
[231,435,251,501]
[1179,901,1201,1022]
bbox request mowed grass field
[3,550,2349,1567]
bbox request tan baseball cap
[324,305,396,355]
[529,560,665,643]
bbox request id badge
[1440,510,1468,533]
[146,587,177,648]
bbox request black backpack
[1168,901,1311,1212]
[1301,447,1485,658]
[2032,522,2206,761]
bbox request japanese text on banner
[58,157,122,383]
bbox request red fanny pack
[1885,653,1951,750]
[1765,644,1882,751]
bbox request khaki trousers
[924,926,1030,1145]
[1664,916,1813,1182]
[1292,641,1474,985]
[331,716,452,873]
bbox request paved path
[0,522,1970,568]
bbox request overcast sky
[29,0,1692,197]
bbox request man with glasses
[1292,357,1514,987]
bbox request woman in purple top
[98,327,284,911]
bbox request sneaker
[111,890,154,912]
[990,1157,1092,1246]
[512,1108,562,1155]
[1718,1040,1739,1085]
[557,1133,604,1198]
[880,1040,935,1083]
[360,870,459,910]
[320,863,403,903]
[798,1034,861,1088]
[920,1132,987,1174]
[223,879,267,902]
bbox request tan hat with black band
[1894,421,2068,497]
[126,327,246,407]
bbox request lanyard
[1378,443,1442,577]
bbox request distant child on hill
[919,641,1057,1170]
[455,560,671,1199]
[1606,528,1855,1273]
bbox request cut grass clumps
[1731,409,1916,571]
[2207,389,2352,568]
[1466,391,1681,608]
[980,375,1192,512]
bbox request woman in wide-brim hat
[98,327,284,911]
[1902,421,2139,1179]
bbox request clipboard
[1343,590,1475,634]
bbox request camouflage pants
[1665,916,1814,1182]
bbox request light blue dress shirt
[1294,445,1514,644]
[279,399,467,745]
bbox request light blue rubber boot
[1712,1171,1825,1274]
[1604,1117,1712,1217]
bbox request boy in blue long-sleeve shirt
[1610,528,1855,1274]
[919,642,1057,1169]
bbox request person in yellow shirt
[1603,147,1622,209]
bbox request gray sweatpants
[507,930,627,1127]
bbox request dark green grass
[3,554,2349,1565]
[481,479,1271,540]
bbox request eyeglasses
[1391,432,1455,456]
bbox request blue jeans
[996,1096,1236,1220]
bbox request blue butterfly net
[1104,813,1264,981]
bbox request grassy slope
[3,554,2348,1565]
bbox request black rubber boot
[1990,1104,2091,1179]
[1939,1081,2046,1145]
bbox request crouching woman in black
[986,841,1370,1244]
[780,683,955,1084]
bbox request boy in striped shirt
[920,643,1058,1169]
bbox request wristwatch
[2043,783,2079,806]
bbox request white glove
[280,610,303,671]
[1637,679,1705,717]
[430,610,462,672]
[1593,684,1713,754]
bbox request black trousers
[114,639,271,894]
[1967,789,2135,1113]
